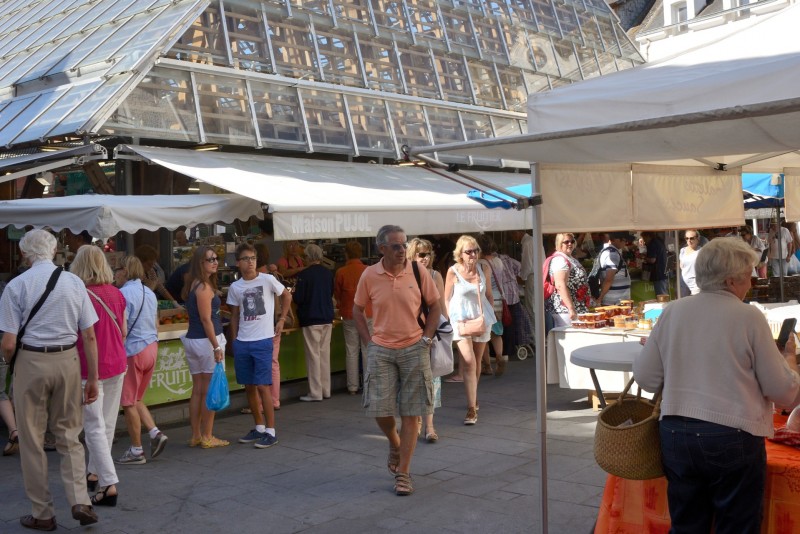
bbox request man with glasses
[352,225,441,496]
[227,243,292,449]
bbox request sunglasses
[416,252,431,258]
[562,240,576,245]
[238,256,257,262]
[385,242,408,252]
[205,257,219,263]
[685,236,698,241]
[463,249,480,255]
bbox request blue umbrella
[743,173,783,209]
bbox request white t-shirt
[226,273,286,341]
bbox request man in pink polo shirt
[353,225,441,497]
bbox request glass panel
[554,4,581,45]
[0,89,68,147]
[553,39,581,80]
[617,28,642,61]
[315,29,362,86]
[348,95,393,154]
[18,80,102,141]
[615,57,636,71]
[89,0,139,27]
[507,27,535,71]
[474,16,506,63]
[334,0,373,25]
[506,0,537,28]
[585,0,611,10]
[576,11,603,51]
[0,95,38,145]
[596,51,618,76]
[595,14,621,56]
[468,61,503,108]
[170,5,228,65]
[194,73,256,145]
[292,0,332,16]
[360,38,403,93]
[531,0,561,37]
[522,70,550,94]
[483,0,509,18]
[224,2,272,72]
[491,115,522,137]
[397,46,439,100]
[41,23,120,79]
[372,0,409,37]
[268,17,318,78]
[104,68,199,141]
[20,30,91,82]
[426,106,463,144]
[407,0,444,41]
[528,34,558,76]
[249,81,305,146]
[441,7,478,55]
[579,49,601,79]
[461,111,492,141]
[389,101,430,148]
[435,56,472,104]
[496,66,526,111]
[301,89,352,151]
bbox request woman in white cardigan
[635,238,800,534]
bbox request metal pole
[531,162,548,534]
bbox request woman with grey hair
[635,238,800,533]
[293,244,334,401]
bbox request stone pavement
[0,359,606,533]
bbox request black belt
[20,343,76,353]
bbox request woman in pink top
[71,246,127,507]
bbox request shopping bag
[205,362,230,411]
[501,300,512,327]
[430,317,454,377]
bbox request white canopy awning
[116,145,531,240]
[409,4,800,225]
[0,194,263,240]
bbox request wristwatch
[213,346,223,353]
[421,336,433,346]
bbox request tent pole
[531,162,548,534]
[674,231,682,298]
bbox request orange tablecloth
[594,415,800,534]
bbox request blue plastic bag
[205,362,230,411]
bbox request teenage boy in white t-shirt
[227,243,292,449]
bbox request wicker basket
[594,376,664,480]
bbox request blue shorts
[233,338,273,386]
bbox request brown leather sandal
[394,472,413,496]
[387,445,400,474]
[3,429,19,456]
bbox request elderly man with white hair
[0,229,101,530]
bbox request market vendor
[135,245,178,304]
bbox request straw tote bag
[594,376,664,480]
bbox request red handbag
[491,268,513,327]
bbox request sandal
[91,485,118,507]
[481,363,494,376]
[425,429,438,443]
[495,358,506,377]
[387,445,400,475]
[200,436,230,449]
[188,437,202,448]
[86,473,98,492]
[394,472,413,496]
[3,429,19,456]
[240,407,253,414]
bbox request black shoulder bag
[9,267,62,373]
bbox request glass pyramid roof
[0,0,210,148]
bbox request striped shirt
[0,260,97,345]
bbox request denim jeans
[660,416,766,534]
[653,278,669,297]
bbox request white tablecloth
[546,327,648,391]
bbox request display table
[570,341,641,408]
[546,327,648,390]
[594,414,800,534]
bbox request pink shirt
[354,259,439,349]
[78,284,127,380]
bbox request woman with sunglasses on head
[181,246,228,449]
[545,233,590,328]
[444,235,496,426]
[407,238,446,442]
[680,230,702,296]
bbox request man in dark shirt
[642,232,668,297]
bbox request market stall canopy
[0,194,263,240]
[409,4,800,225]
[115,145,530,240]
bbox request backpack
[588,246,625,300]
[542,252,570,299]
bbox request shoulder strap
[412,261,428,329]
[86,288,122,337]
[128,283,146,333]
[10,266,62,370]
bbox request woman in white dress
[679,230,702,296]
